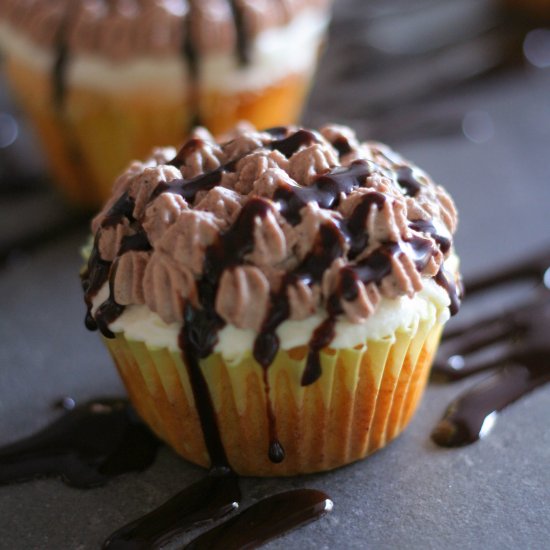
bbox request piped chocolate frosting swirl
[83,123,459,361]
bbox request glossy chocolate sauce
[82,192,137,334]
[396,166,421,197]
[184,489,333,550]
[432,250,550,446]
[104,470,241,549]
[0,398,160,488]
[0,397,330,549]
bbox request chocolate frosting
[0,0,329,61]
[83,123,460,345]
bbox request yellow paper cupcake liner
[103,315,442,476]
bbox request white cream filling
[92,276,451,364]
[0,8,328,94]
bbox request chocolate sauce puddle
[0,398,160,488]
[104,470,240,550]
[431,249,550,447]
[184,489,333,550]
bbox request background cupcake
[83,123,461,476]
[0,0,331,207]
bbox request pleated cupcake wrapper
[103,315,442,476]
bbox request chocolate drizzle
[270,129,321,158]
[274,159,375,225]
[0,396,331,549]
[104,470,241,549]
[153,166,226,203]
[180,303,228,468]
[82,192,138,336]
[431,249,550,446]
[52,29,69,109]
[396,166,422,197]
[228,0,251,65]
[0,398,160,488]
[184,489,333,549]
[332,136,353,157]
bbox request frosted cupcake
[82,123,461,476]
[0,0,331,207]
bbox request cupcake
[82,123,461,476]
[0,0,331,207]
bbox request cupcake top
[0,0,329,62]
[83,123,460,371]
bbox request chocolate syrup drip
[94,262,124,339]
[228,0,251,65]
[167,138,206,168]
[332,136,353,157]
[301,316,335,386]
[396,166,421,197]
[181,1,201,129]
[104,470,240,549]
[263,126,290,139]
[95,231,153,335]
[152,164,237,204]
[51,3,80,109]
[118,231,152,255]
[96,232,154,338]
[82,193,146,336]
[273,159,375,225]
[270,129,321,158]
[346,239,431,292]
[432,249,550,446]
[207,198,272,276]
[182,3,199,80]
[101,191,136,228]
[152,168,222,203]
[205,198,286,462]
[181,303,229,468]
[184,489,333,550]
[409,219,451,254]
[0,399,160,489]
[298,224,349,386]
[346,191,386,258]
[53,36,69,109]
[434,268,461,317]
[83,236,111,331]
[263,357,285,463]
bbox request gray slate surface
[1,1,550,548]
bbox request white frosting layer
[93,277,451,364]
[0,8,328,94]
